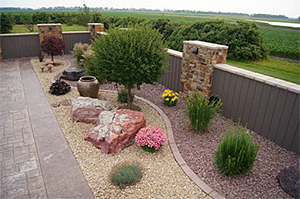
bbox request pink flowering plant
[135,125,168,153]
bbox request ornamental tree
[41,35,66,62]
[90,26,169,109]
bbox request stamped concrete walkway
[0,59,93,199]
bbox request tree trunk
[51,55,54,61]
[127,87,132,110]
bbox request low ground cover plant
[110,162,142,189]
[135,125,168,153]
[185,93,222,133]
[215,121,259,177]
[161,89,179,106]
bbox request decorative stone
[71,97,114,124]
[37,23,62,43]
[60,67,86,81]
[49,80,71,96]
[277,166,300,199]
[84,109,146,154]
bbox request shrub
[92,25,169,109]
[215,121,259,177]
[161,89,179,106]
[168,20,268,61]
[40,35,66,62]
[118,89,134,103]
[185,92,222,132]
[135,125,168,153]
[72,42,90,66]
[110,162,142,189]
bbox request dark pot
[77,76,99,98]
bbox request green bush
[1,13,15,33]
[91,25,169,109]
[118,89,134,103]
[168,20,268,61]
[72,42,90,66]
[215,121,259,177]
[110,162,142,189]
[185,93,222,132]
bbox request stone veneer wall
[37,23,62,43]
[181,41,228,97]
[88,23,104,41]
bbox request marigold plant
[161,89,179,106]
[135,125,168,153]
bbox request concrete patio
[0,58,93,199]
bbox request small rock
[51,103,60,108]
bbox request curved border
[100,89,225,199]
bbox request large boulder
[277,165,300,199]
[84,109,146,154]
[71,97,114,124]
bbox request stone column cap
[88,23,104,25]
[37,23,62,26]
[183,40,228,50]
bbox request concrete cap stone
[37,23,62,26]
[167,49,183,58]
[184,41,228,49]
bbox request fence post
[37,23,63,43]
[181,41,228,97]
[88,23,104,41]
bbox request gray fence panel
[63,32,91,54]
[1,34,40,59]
[158,55,182,92]
[212,68,299,154]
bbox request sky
[1,0,300,18]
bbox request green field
[10,24,87,33]
[260,28,300,59]
[227,57,300,84]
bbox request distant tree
[298,16,300,21]
[90,26,169,109]
[41,36,66,62]
[0,13,15,33]
[77,4,91,26]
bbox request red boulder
[84,109,146,154]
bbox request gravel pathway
[37,55,299,198]
[31,57,209,199]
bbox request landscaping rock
[49,80,71,95]
[84,109,146,154]
[277,165,300,199]
[71,97,114,124]
[60,67,86,81]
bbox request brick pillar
[181,41,228,97]
[37,23,62,43]
[88,23,104,41]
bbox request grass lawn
[10,24,87,33]
[226,57,300,84]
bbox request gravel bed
[30,58,209,199]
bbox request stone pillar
[0,43,3,61]
[37,23,62,44]
[181,41,228,97]
[88,23,104,41]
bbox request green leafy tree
[0,13,15,33]
[90,26,169,109]
[77,4,91,26]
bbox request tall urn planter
[77,76,99,98]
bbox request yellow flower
[174,96,178,100]
[171,98,175,101]
[166,98,169,101]
[175,92,179,96]
[172,93,175,96]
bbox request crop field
[260,27,300,60]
